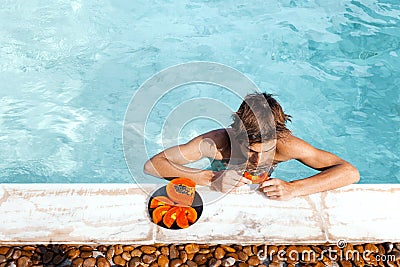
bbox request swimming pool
[0,0,398,183]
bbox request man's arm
[261,135,360,199]
[143,131,220,185]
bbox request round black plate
[147,186,203,230]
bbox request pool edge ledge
[0,184,399,244]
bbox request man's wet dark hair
[230,93,291,144]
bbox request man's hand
[211,170,252,193]
[260,178,296,200]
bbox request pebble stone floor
[0,243,399,267]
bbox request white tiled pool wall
[1,184,400,267]
[0,184,399,244]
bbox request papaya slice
[162,206,181,228]
[181,206,197,223]
[166,178,196,206]
[243,171,254,181]
[176,208,189,229]
[150,196,174,208]
[257,173,269,183]
[243,171,269,184]
[152,205,172,224]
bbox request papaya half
[166,178,196,206]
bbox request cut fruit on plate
[152,205,172,224]
[147,178,203,230]
[162,206,181,228]
[149,196,174,208]
[166,177,196,206]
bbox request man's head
[230,93,291,169]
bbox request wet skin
[144,128,360,200]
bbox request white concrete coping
[0,184,399,245]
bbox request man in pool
[144,93,360,200]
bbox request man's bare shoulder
[187,128,229,160]
[199,128,230,148]
[276,134,302,146]
[275,134,309,162]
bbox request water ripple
[0,0,398,183]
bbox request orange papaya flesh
[162,206,181,228]
[166,178,196,206]
[243,171,254,181]
[150,196,175,208]
[152,205,172,224]
[176,208,190,229]
[258,172,269,182]
[243,171,269,184]
[182,206,197,223]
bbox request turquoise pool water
[0,0,399,183]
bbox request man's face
[238,139,276,169]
